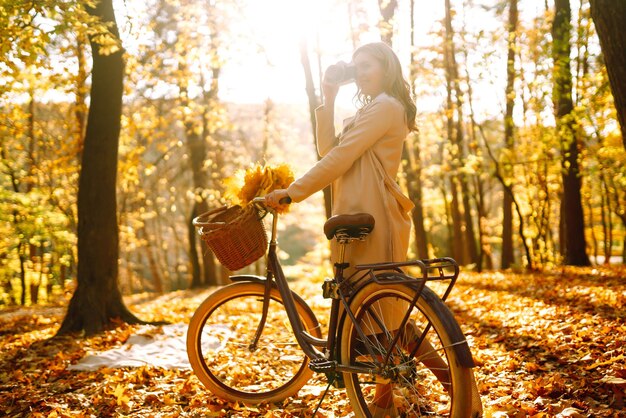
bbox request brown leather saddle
[323,213,375,240]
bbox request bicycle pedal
[309,358,337,373]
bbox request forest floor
[0,266,624,417]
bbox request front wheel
[187,282,322,404]
[341,283,477,417]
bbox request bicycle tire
[187,282,322,403]
[340,283,474,417]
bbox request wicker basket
[193,205,268,271]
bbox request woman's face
[354,51,385,98]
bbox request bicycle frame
[234,204,405,367]
[229,202,474,374]
[231,206,327,361]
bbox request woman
[266,42,417,417]
[266,43,483,417]
[265,42,415,277]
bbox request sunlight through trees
[1,0,625,309]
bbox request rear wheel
[187,282,322,403]
[341,283,474,417]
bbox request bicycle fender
[418,288,476,368]
[229,274,267,283]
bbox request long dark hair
[352,42,417,132]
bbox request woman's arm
[315,105,337,157]
[287,97,399,202]
[316,80,341,157]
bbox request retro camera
[324,61,356,85]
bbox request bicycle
[188,197,481,417]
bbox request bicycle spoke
[187,283,320,403]
[342,284,474,417]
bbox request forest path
[0,266,624,416]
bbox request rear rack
[353,257,460,302]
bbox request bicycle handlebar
[252,196,292,206]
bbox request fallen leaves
[586,354,625,371]
[445,266,625,417]
[0,266,624,416]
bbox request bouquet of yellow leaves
[223,163,295,214]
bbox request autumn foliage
[1,0,626,415]
[223,163,295,213]
[1,267,624,417]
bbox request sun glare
[219,0,359,105]
[217,0,444,106]
[116,0,445,107]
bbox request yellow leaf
[222,162,294,212]
[585,354,624,370]
[163,393,176,405]
[113,383,130,406]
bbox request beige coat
[287,93,414,278]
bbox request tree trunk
[588,196,598,264]
[589,0,626,150]
[300,39,332,219]
[187,203,202,289]
[601,173,613,264]
[439,182,453,257]
[26,88,36,192]
[378,0,397,45]
[347,1,359,49]
[474,120,535,270]
[553,0,590,266]
[379,0,428,260]
[405,0,428,260]
[502,0,518,269]
[444,0,477,265]
[448,177,466,263]
[462,43,489,271]
[459,170,478,265]
[403,138,428,259]
[138,226,163,293]
[184,109,217,287]
[607,173,626,265]
[188,201,216,288]
[18,241,26,306]
[474,176,491,270]
[58,0,144,336]
[30,281,39,304]
[462,65,487,271]
[558,198,566,258]
[443,0,461,262]
[201,93,221,284]
[46,255,54,302]
[538,161,553,265]
[178,53,220,287]
[453,63,478,266]
[75,33,88,158]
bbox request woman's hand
[264,189,290,210]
